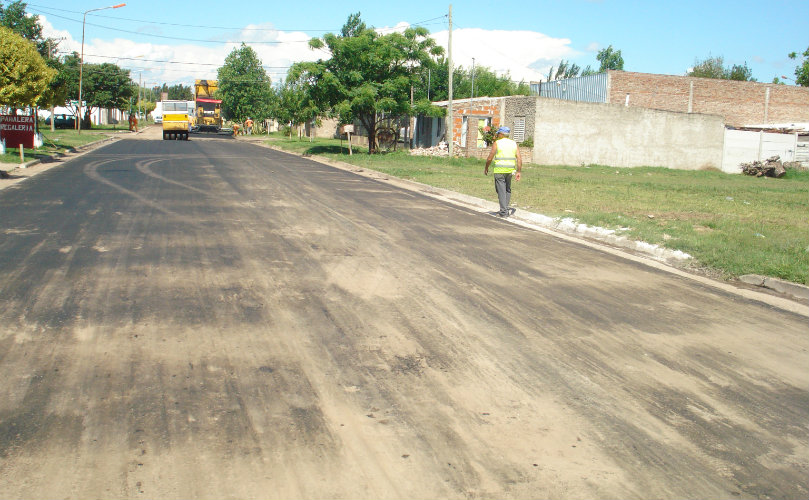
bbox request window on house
[513,117,526,143]
[477,117,492,149]
[461,116,468,147]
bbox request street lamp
[78,3,126,134]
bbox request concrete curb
[739,275,809,301]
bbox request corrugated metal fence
[530,73,608,103]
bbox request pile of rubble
[740,155,787,178]
[409,142,463,157]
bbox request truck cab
[162,100,190,140]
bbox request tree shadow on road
[303,145,353,156]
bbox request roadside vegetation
[0,123,133,164]
[267,134,809,285]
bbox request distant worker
[128,113,136,132]
[245,117,253,135]
[232,122,240,138]
[484,126,522,218]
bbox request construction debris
[740,155,786,178]
[409,142,463,157]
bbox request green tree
[547,60,581,81]
[416,57,526,103]
[597,45,624,71]
[688,55,755,81]
[168,83,193,101]
[0,0,52,56]
[689,56,726,79]
[56,53,134,127]
[36,55,68,110]
[274,69,319,138]
[82,63,135,126]
[788,47,809,86]
[151,83,193,101]
[301,13,444,153]
[0,26,55,110]
[728,62,754,81]
[216,43,273,123]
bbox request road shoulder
[259,142,809,317]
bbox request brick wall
[446,97,503,146]
[608,71,809,127]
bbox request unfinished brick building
[533,70,809,127]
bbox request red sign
[0,115,35,149]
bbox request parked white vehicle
[153,101,163,124]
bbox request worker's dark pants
[494,173,513,216]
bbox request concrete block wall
[533,97,725,170]
[502,96,537,141]
[608,71,809,127]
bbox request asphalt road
[1,133,807,499]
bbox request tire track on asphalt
[84,159,199,227]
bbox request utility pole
[471,57,475,99]
[79,3,126,134]
[47,37,66,132]
[447,4,453,157]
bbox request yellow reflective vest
[493,138,518,174]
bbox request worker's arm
[515,144,523,181]
[484,142,497,176]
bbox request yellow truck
[162,100,191,140]
[194,80,222,132]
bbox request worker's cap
[497,126,510,134]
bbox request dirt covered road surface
[1,130,807,499]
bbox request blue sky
[26,0,809,88]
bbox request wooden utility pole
[447,4,453,157]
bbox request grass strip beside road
[1,125,129,165]
[266,135,809,285]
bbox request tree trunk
[360,114,376,154]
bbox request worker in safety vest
[484,126,522,217]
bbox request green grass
[1,126,121,164]
[267,134,809,285]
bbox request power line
[27,3,336,32]
[31,8,313,44]
[65,52,291,70]
[30,3,445,33]
[31,5,448,41]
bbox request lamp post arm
[78,4,125,134]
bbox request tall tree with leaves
[597,45,624,71]
[276,66,320,138]
[150,83,192,101]
[425,58,528,101]
[56,53,134,127]
[81,63,135,127]
[788,47,809,86]
[688,55,755,81]
[216,44,273,123]
[36,55,68,115]
[0,0,53,56]
[0,26,55,110]
[547,60,581,81]
[300,13,444,153]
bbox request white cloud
[41,15,575,87]
[40,15,319,87]
[431,28,576,83]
